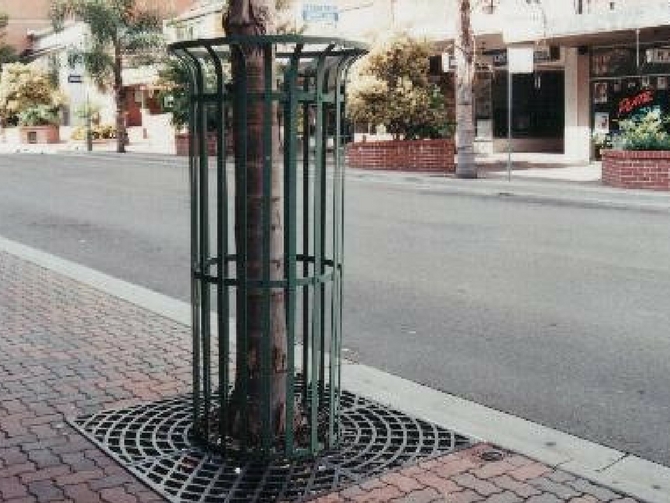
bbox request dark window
[492,71,565,139]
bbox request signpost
[506,46,534,181]
[68,74,93,152]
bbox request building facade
[7,0,669,160]
[321,0,670,161]
[0,0,52,55]
[20,0,197,133]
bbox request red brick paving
[309,445,640,502]
[0,252,642,502]
[0,252,191,502]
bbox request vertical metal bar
[301,74,311,411]
[310,50,330,452]
[180,49,202,439]
[507,66,512,182]
[328,56,349,448]
[261,42,273,455]
[235,45,250,455]
[318,68,330,404]
[335,55,359,422]
[636,29,640,71]
[205,44,229,450]
[194,53,212,443]
[328,64,341,448]
[283,45,303,457]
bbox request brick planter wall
[346,139,455,172]
[19,125,60,144]
[602,149,670,191]
[176,132,231,157]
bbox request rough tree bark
[224,0,290,445]
[113,43,126,154]
[455,0,477,178]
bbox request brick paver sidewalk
[0,251,641,503]
[311,444,637,503]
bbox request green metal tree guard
[169,35,366,461]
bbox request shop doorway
[491,70,565,153]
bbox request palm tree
[224,0,291,444]
[51,0,164,153]
[455,0,477,178]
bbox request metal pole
[636,29,640,70]
[507,67,512,181]
[86,91,93,152]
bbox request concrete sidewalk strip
[347,173,670,214]
[0,235,668,503]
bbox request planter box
[602,149,670,191]
[19,125,60,144]
[176,132,233,157]
[345,139,455,173]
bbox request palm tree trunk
[224,0,289,444]
[114,45,126,154]
[455,0,476,178]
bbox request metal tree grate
[69,391,473,503]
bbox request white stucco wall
[29,23,117,128]
[503,0,670,44]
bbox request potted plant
[0,63,65,143]
[591,131,611,161]
[158,58,229,156]
[601,109,670,190]
[17,104,61,144]
[70,123,117,144]
[346,34,454,172]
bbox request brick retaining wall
[602,150,670,190]
[346,139,455,172]
[19,125,60,144]
[175,133,217,156]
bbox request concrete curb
[347,172,670,214]
[1,235,668,503]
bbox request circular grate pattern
[70,391,473,503]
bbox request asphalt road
[1,152,669,467]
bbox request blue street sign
[302,3,339,22]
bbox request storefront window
[491,71,565,139]
[591,43,670,139]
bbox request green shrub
[18,105,60,126]
[0,62,65,126]
[348,34,449,140]
[619,109,670,150]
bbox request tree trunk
[114,44,126,154]
[455,0,476,178]
[224,0,290,446]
